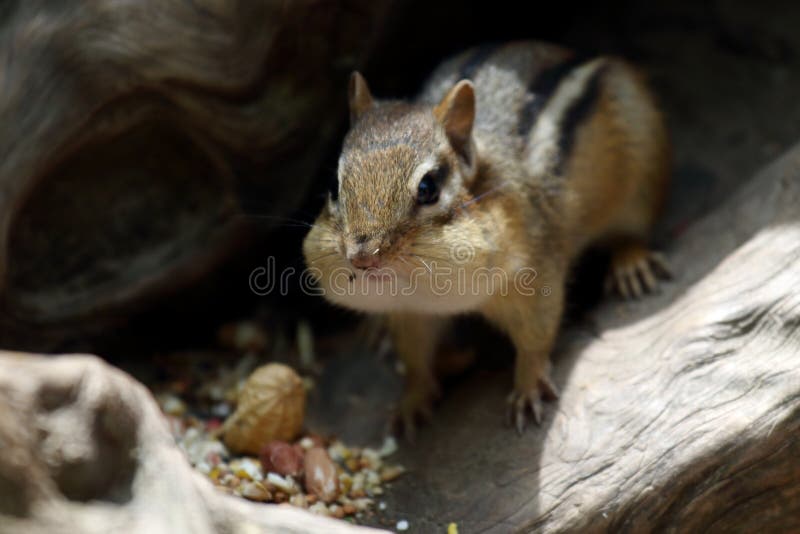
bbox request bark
[0,0,390,342]
[0,352,388,534]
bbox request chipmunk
[303,41,670,436]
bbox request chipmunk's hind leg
[387,313,448,442]
[604,242,671,299]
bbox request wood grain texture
[0,0,390,342]
[0,352,389,534]
[376,143,800,533]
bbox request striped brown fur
[303,41,671,434]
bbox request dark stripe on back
[516,53,592,137]
[457,44,499,80]
[553,64,607,175]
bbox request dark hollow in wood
[0,0,391,343]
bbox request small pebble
[380,465,406,482]
[353,498,373,512]
[210,402,232,418]
[308,501,330,516]
[230,458,263,481]
[157,393,187,416]
[158,350,407,525]
[345,457,360,472]
[330,504,345,519]
[240,481,271,502]
[365,470,380,488]
[328,441,351,461]
[266,472,297,494]
[289,494,308,508]
[351,472,366,494]
[377,436,398,457]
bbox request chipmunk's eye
[417,175,439,205]
[416,164,448,205]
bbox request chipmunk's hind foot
[392,377,441,443]
[605,243,671,299]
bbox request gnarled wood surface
[0,0,390,343]
[374,142,800,532]
[0,352,389,534]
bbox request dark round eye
[417,174,439,205]
[417,164,448,205]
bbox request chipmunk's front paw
[393,377,440,443]
[605,244,672,299]
[507,374,559,434]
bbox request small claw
[515,402,526,435]
[540,375,560,400]
[530,397,543,426]
[615,269,630,299]
[507,380,555,434]
[637,258,658,293]
[390,407,418,444]
[627,265,643,298]
[649,252,673,279]
[608,246,672,299]
[394,378,439,443]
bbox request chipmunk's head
[303,72,486,313]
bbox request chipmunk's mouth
[351,263,413,285]
[362,269,397,283]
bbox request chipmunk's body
[303,41,670,434]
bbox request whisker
[305,237,340,244]
[237,213,318,229]
[306,251,341,264]
[461,181,511,208]
[397,256,417,273]
[407,249,452,263]
[409,254,433,274]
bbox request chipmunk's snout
[349,252,380,270]
[345,236,383,270]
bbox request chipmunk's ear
[348,71,374,124]
[434,80,476,168]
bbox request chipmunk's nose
[345,236,382,270]
[349,252,381,270]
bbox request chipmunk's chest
[324,272,492,314]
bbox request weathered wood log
[0,352,389,534]
[377,143,800,532]
[0,1,390,345]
